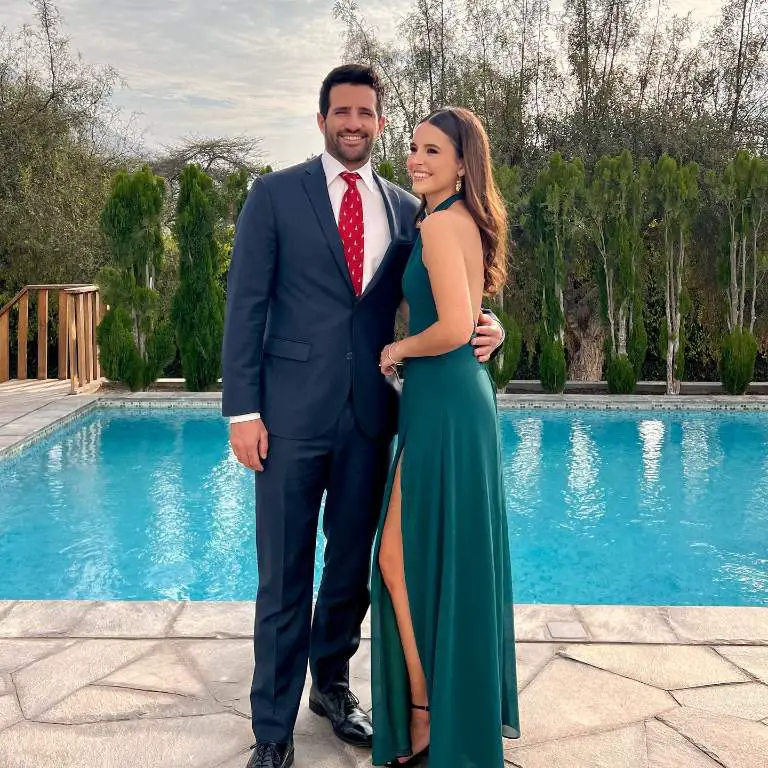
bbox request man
[222,64,503,768]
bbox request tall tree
[172,165,224,391]
[97,167,175,390]
[651,154,700,394]
[704,0,768,138]
[527,154,585,344]
[718,150,768,332]
[561,0,644,163]
[585,150,649,362]
[0,0,129,299]
[152,136,264,185]
[524,153,585,390]
[714,150,768,392]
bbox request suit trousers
[249,398,391,742]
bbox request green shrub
[540,338,567,393]
[720,328,757,395]
[97,307,140,388]
[377,161,395,181]
[144,321,176,387]
[97,306,175,392]
[489,309,522,391]
[607,354,637,394]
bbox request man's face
[317,84,385,169]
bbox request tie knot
[340,171,361,187]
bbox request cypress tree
[97,166,175,391]
[652,155,699,395]
[172,164,224,391]
[524,154,584,393]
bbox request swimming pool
[1,407,766,606]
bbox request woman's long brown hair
[416,106,508,296]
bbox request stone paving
[0,601,767,768]
[0,380,95,457]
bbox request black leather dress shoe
[308,684,373,747]
[245,738,294,768]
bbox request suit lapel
[360,174,401,300]
[302,157,356,295]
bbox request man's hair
[319,64,384,118]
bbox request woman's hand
[380,341,403,375]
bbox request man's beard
[327,131,373,165]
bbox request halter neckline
[423,192,463,219]
[432,193,463,213]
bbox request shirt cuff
[229,412,261,423]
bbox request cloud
[5,0,723,168]
[53,0,342,165]
[5,0,410,166]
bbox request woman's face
[406,120,463,199]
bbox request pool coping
[0,600,766,645]
[4,390,768,459]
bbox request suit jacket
[222,156,420,441]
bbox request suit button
[345,352,353,360]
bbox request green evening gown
[370,194,520,768]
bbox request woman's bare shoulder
[419,205,476,239]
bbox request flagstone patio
[0,601,767,768]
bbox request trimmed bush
[540,339,567,393]
[144,321,177,387]
[607,354,637,394]
[720,328,758,395]
[97,305,175,392]
[97,307,142,389]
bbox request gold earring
[456,176,463,193]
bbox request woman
[370,106,520,768]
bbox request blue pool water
[1,407,767,606]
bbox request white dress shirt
[230,151,392,424]
[321,151,391,291]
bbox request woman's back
[401,195,495,408]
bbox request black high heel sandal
[389,704,430,766]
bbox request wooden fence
[0,285,103,393]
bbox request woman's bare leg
[378,458,430,760]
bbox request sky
[5,0,721,169]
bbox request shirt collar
[321,151,377,194]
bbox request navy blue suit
[222,156,419,743]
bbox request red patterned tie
[338,171,365,295]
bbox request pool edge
[0,600,765,645]
[4,391,768,460]
[0,399,100,459]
